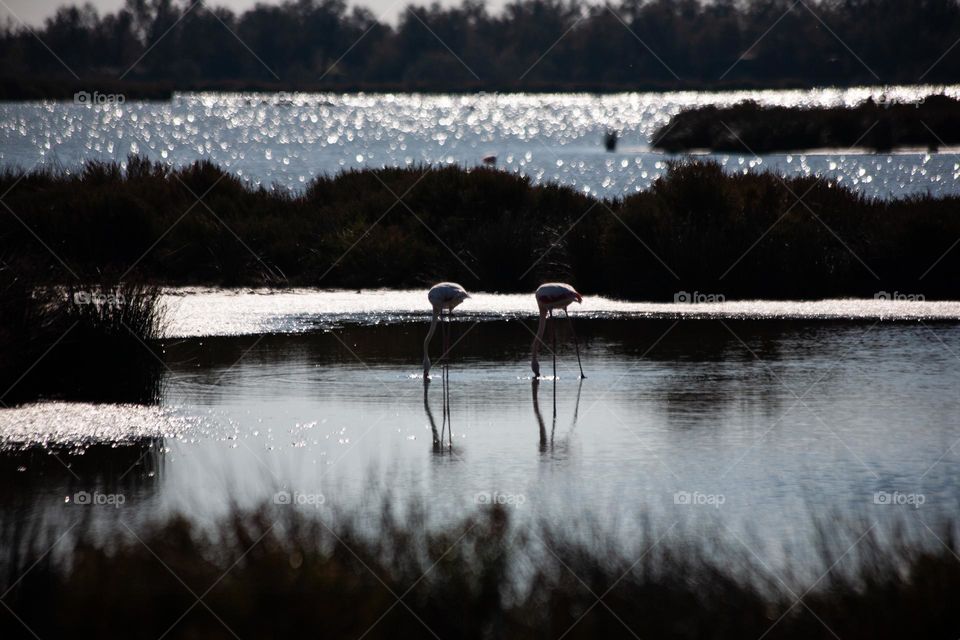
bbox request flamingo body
[531,282,584,378]
[428,282,470,311]
[534,282,582,310]
[423,282,470,376]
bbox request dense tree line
[1,0,959,93]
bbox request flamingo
[423,282,470,376]
[531,282,585,379]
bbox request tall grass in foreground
[1,157,958,299]
[0,269,165,404]
[0,504,958,639]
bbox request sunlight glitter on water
[0,402,189,450]
[3,86,960,198]
[162,288,960,337]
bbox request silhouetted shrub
[653,95,960,153]
[1,158,957,300]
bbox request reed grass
[0,270,165,404]
[0,503,957,639]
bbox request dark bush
[0,158,957,300]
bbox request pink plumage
[423,282,470,376]
[531,282,586,378]
[427,282,470,310]
[534,282,582,309]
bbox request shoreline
[159,288,960,338]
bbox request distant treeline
[3,0,960,96]
[1,157,958,300]
[653,94,960,153]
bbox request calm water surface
[3,86,960,198]
[2,291,958,568]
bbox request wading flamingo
[423,282,470,376]
[531,282,585,379]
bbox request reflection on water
[2,315,959,567]
[532,377,584,452]
[4,86,960,199]
[0,438,164,531]
[424,378,453,454]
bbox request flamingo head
[573,290,583,304]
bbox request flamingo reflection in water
[423,369,455,453]
[532,376,584,452]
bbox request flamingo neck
[530,307,548,374]
[423,309,439,373]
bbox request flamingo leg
[441,365,448,448]
[564,308,586,379]
[445,354,452,449]
[442,308,449,360]
[444,308,453,449]
[551,373,557,445]
[550,308,556,380]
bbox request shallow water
[162,287,960,337]
[3,86,960,198]
[2,291,959,568]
